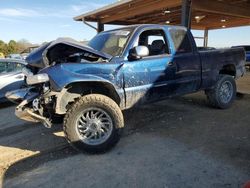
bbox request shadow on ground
[0,101,14,109]
[1,92,250,188]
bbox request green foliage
[0,39,34,56]
[0,40,8,55]
[8,40,18,54]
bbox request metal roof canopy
[74,0,250,29]
[73,0,250,46]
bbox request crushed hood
[26,38,112,68]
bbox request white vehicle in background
[6,54,23,60]
[0,59,26,102]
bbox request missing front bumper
[15,106,52,128]
[5,88,32,104]
[6,88,52,128]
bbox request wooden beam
[130,10,181,23]
[93,0,153,17]
[207,22,250,30]
[192,0,250,19]
[137,13,181,24]
[131,6,181,22]
[100,0,181,24]
[181,0,191,28]
[192,18,250,30]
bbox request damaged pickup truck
[6,25,246,153]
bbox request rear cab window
[168,28,193,54]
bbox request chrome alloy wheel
[76,107,113,145]
[219,80,233,104]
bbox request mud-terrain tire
[206,74,236,109]
[63,94,124,153]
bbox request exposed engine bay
[25,37,112,69]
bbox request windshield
[88,29,132,57]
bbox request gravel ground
[0,73,250,188]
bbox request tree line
[0,39,35,55]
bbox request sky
[0,0,250,48]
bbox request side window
[14,63,24,71]
[0,62,6,73]
[169,28,192,54]
[0,62,15,73]
[135,29,170,56]
[5,62,15,73]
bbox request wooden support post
[203,29,208,47]
[97,22,104,33]
[181,0,192,29]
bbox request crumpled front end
[6,87,53,128]
[5,81,52,128]
[25,37,112,69]
[5,37,116,128]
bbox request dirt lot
[0,73,250,188]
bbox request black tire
[63,94,124,153]
[206,74,236,109]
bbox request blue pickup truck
[6,25,246,153]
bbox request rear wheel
[206,74,236,109]
[63,94,124,153]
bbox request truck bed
[199,47,246,89]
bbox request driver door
[121,28,176,108]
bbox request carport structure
[74,0,250,46]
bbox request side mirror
[128,46,149,61]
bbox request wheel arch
[55,81,122,114]
[219,64,236,77]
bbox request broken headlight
[26,73,49,85]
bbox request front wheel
[206,74,236,109]
[63,94,124,153]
